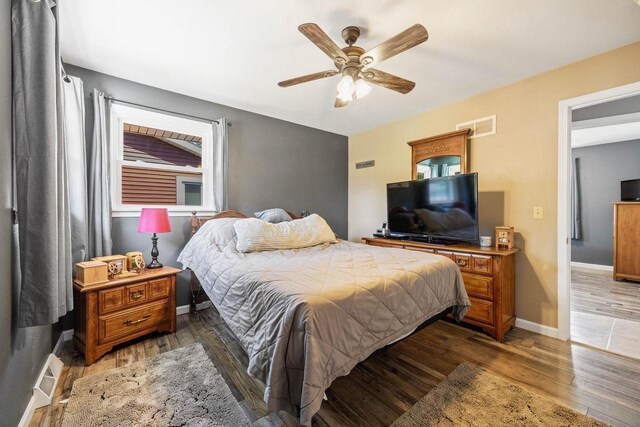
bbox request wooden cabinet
[613,202,640,282]
[74,266,180,365]
[363,237,519,342]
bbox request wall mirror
[408,128,471,179]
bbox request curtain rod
[89,92,231,126]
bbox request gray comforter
[178,218,470,425]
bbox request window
[109,104,226,216]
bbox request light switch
[533,206,544,219]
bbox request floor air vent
[33,353,64,408]
[456,115,496,139]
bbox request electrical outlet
[533,206,544,219]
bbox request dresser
[613,202,640,282]
[363,238,519,342]
[73,266,180,365]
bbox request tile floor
[571,267,640,359]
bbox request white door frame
[557,81,640,341]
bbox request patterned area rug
[391,363,608,427]
[62,343,251,427]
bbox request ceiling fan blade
[298,23,349,65]
[363,69,416,94]
[278,70,338,87]
[334,96,349,108]
[360,24,428,67]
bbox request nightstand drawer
[462,273,493,300]
[148,277,170,299]
[466,297,494,325]
[126,283,148,306]
[99,301,168,344]
[99,287,125,314]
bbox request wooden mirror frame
[407,128,472,179]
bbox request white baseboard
[52,329,74,355]
[515,318,558,339]
[17,394,36,427]
[176,302,210,315]
[571,261,613,272]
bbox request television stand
[362,237,519,342]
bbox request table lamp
[137,208,171,269]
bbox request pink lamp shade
[137,208,171,233]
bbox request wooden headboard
[190,210,301,236]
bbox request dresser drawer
[99,287,125,314]
[462,273,493,300]
[466,297,494,325]
[126,283,148,306]
[148,277,170,299]
[453,253,472,272]
[99,301,168,344]
[372,241,399,248]
[435,250,454,260]
[404,246,435,254]
[472,255,493,275]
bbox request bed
[178,211,471,425]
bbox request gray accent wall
[571,140,640,266]
[65,64,348,306]
[0,1,56,425]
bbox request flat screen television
[387,173,479,244]
[621,178,640,201]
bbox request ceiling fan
[278,23,429,108]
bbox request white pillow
[194,217,240,247]
[234,214,337,253]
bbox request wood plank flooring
[31,308,640,427]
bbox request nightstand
[73,266,180,365]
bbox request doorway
[557,82,640,357]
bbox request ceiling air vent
[355,160,375,169]
[456,115,496,139]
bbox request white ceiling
[572,113,640,147]
[60,0,640,136]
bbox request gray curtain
[572,157,583,240]
[63,74,89,263]
[12,0,73,326]
[88,89,112,257]
[213,118,229,211]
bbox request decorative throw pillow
[235,214,337,253]
[254,208,293,224]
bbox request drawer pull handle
[130,290,145,300]
[123,314,151,326]
[456,259,468,267]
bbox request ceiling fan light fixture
[354,78,372,99]
[337,91,353,102]
[336,75,355,99]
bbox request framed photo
[92,255,128,277]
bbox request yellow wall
[348,42,640,328]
